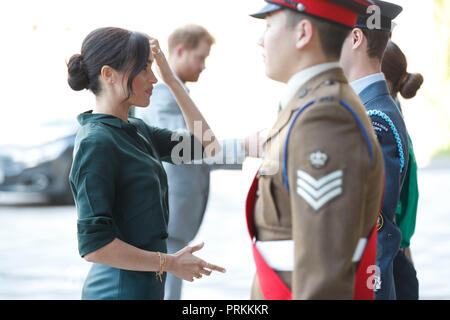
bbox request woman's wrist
[164,253,175,274]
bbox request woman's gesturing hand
[149,37,176,85]
[166,242,226,282]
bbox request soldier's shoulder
[287,81,377,160]
[301,79,362,110]
[295,80,366,123]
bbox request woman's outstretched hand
[166,242,226,282]
[149,37,176,85]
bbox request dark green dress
[394,101,419,249]
[69,111,202,300]
[395,134,419,248]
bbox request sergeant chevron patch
[296,170,343,211]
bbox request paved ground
[0,160,449,300]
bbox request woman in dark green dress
[67,27,225,300]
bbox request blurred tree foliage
[434,0,449,81]
[431,0,450,158]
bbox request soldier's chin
[265,68,284,83]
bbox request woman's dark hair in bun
[382,41,424,100]
[399,72,424,99]
[67,27,150,100]
[67,54,90,91]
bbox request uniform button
[299,88,310,98]
[256,190,261,197]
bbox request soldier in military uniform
[339,0,409,300]
[246,0,385,300]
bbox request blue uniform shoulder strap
[283,100,316,192]
[283,99,374,192]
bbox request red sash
[353,223,377,300]
[245,171,379,300]
[353,176,385,300]
[246,172,292,300]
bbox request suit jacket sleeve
[368,114,402,221]
[287,103,372,299]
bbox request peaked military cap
[356,0,403,32]
[250,0,373,28]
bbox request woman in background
[67,27,225,300]
[382,40,424,300]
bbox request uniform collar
[358,79,392,105]
[280,62,341,110]
[265,67,348,145]
[349,72,385,96]
[77,110,134,130]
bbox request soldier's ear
[295,19,313,50]
[351,28,365,51]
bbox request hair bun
[400,73,424,99]
[67,54,90,91]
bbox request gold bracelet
[156,252,166,283]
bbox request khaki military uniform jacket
[251,68,385,300]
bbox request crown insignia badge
[309,151,328,169]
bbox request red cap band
[267,0,371,28]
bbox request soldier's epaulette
[367,109,405,172]
[282,98,374,193]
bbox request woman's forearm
[84,238,164,272]
[83,238,225,282]
[165,77,221,155]
[149,37,221,156]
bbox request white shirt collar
[280,62,341,110]
[349,72,385,95]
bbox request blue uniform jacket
[359,80,409,300]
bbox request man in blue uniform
[340,0,409,300]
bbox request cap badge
[310,151,328,169]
